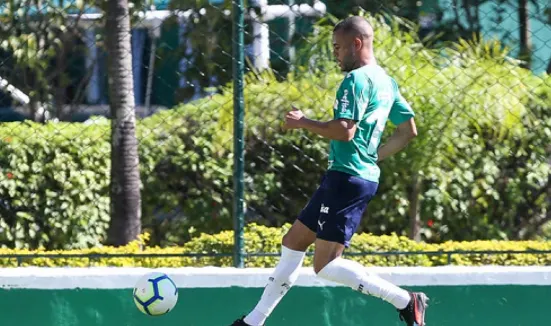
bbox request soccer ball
[133,271,179,316]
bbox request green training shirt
[328,64,415,183]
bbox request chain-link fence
[0,0,550,266]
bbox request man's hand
[283,106,305,130]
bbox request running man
[230,15,428,326]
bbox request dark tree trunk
[518,0,532,69]
[408,172,422,241]
[105,0,142,246]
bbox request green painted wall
[2,285,549,326]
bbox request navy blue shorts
[298,170,378,247]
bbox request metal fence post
[232,0,246,268]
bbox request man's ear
[354,37,362,50]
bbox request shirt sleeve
[334,73,371,121]
[389,83,415,126]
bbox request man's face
[332,30,356,72]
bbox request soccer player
[230,15,428,326]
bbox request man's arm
[299,118,357,142]
[284,72,367,141]
[377,117,417,162]
[284,107,357,141]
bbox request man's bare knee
[281,232,294,248]
[282,231,311,252]
[281,220,316,252]
[313,239,345,274]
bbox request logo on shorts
[318,219,326,231]
[320,204,329,214]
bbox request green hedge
[0,123,111,249]
[1,224,550,267]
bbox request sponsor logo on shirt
[340,89,350,113]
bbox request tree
[324,0,548,73]
[517,0,532,69]
[0,0,94,121]
[104,0,142,245]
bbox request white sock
[317,257,411,310]
[244,246,306,326]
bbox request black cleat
[230,317,255,326]
[398,292,429,326]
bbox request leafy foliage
[165,0,251,102]
[0,120,111,249]
[0,0,89,120]
[293,12,551,241]
[0,12,549,249]
[0,0,152,120]
[1,224,551,267]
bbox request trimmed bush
[0,224,550,267]
[0,122,111,249]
